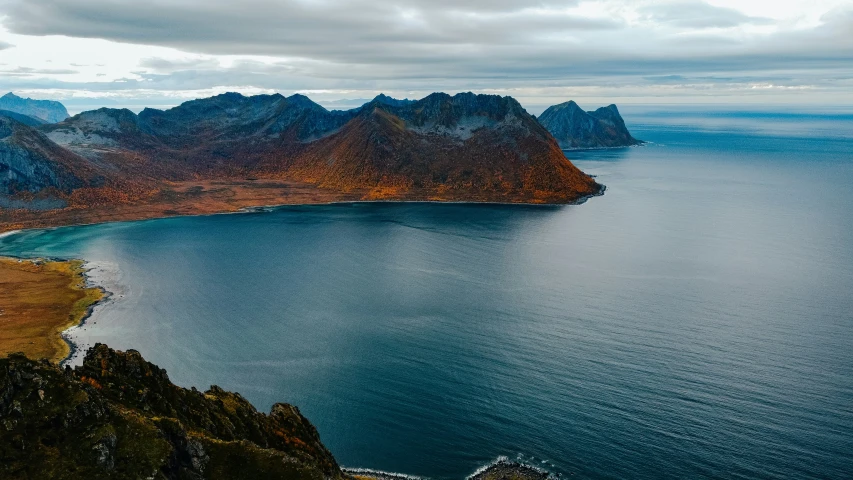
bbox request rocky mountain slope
[279,92,600,202]
[2,92,603,229]
[0,93,70,124]
[0,116,101,199]
[0,110,47,127]
[1,344,343,480]
[537,101,642,149]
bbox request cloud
[0,66,79,76]
[138,57,221,72]
[0,0,850,107]
[639,1,773,28]
[0,0,608,59]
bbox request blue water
[2,110,852,479]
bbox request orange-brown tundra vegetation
[0,257,103,363]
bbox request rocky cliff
[537,101,642,149]
[0,93,70,124]
[0,116,102,199]
[0,344,344,480]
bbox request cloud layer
[0,0,850,111]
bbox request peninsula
[0,92,603,232]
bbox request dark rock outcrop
[469,459,553,480]
[537,101,642,149]
[0,344,344,480]
[0,93,70,124]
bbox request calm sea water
[2,109,852,479]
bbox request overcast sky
[0,0,850,113]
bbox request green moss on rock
[1,344,344,480]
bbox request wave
[61,260,124,367]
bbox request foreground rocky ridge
[1,345,557,480]
[1,344,342,480]
[1,92,602,230]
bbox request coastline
[59,260,115,367]
[560,141,647,152]
[0,183,606,235]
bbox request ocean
[2,107,852,479]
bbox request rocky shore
[1,344,555,480]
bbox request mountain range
[0,92,642,230]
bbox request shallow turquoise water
[2,111,852,479]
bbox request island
[537,100,643,149]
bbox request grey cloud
[0,66,79,75]
[0,0,610,60]
[639,1,773,28]
[138,57,221,72]
[0,0,850,106]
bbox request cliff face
[537,101,642,149]
[0,93,70,124]
[0,344,343,480]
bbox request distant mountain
[537,101,642,149]
[2,91,603,228]
[371,93,415,107]
[0,92,70,124]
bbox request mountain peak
[287,93,328,111]
[371,93,414,107]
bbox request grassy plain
[0,257,103,363]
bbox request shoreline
[1,184,605,236]
[343,457,554,480]
[59,260,114,367]
[561,141,646,152]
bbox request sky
[0,0,851,114]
